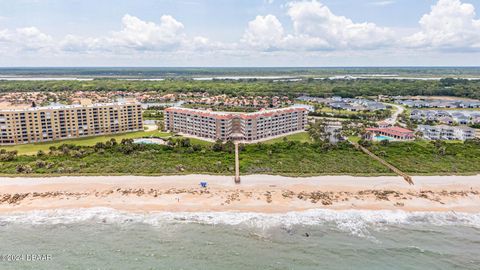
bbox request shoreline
[0,174,479,214]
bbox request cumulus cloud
[108,14,185,51]
[0,26,53,52]
[286,0,394,49]
[15,27,53,50]
[1,0,480,65]
[242,0,394,51]
[404,0,480,50]
[242,15,284,50]
[57,14,222,54]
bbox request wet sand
[0,174,479,213]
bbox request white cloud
[286,0,394,50]
[58,14,222,54]
[404,0,480,50]
[242,15,284,50]
[241,1,394,51]
[15,27,53,50]
[59,34,102,52]
[0,29,10,42]
[1,0,480,66]
[182,36,230,51]
[0,26,53,52]
[369,1,395,6]
[108,14,186,51]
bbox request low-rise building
[365,127,415,141]
[164,107,308,142]
[0,101,143,145]
[296,96,386,111]
[409,109,480,125]
[396,98,480,109]
[416,125,476,141]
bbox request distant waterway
[0,77,94,81]
[321,75,480,81]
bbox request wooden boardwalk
[234,142,241,184]
[350,140,414,185]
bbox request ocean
[0,208,479,269]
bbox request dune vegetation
[367,140,480,175]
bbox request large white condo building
[164,107,308,142]
[0,101,143,145]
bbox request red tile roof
[164,107,306,120]
[366,127,414,138]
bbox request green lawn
[180,137,213,146]
[0,130,172,155]
[263,132,313,144]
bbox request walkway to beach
[234,142,240,184]
[349,140,414,185]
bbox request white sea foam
[1,208,479,236]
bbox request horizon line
[1,66,480,69]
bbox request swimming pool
[374,135,395,141]
[133,138,166,145]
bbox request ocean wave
[1,208,479,236]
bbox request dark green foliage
[369,141,480,174]
[0,149,17,161]
[0,140,390,176]
[3,138,480,175]
[1,78,480,99]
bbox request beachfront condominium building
[0,101,143,145]
[416,125,476,141]
[164,107,308,142]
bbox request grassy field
[368,141,480,175]
[0,130,172,155]
[263,132,313,144]
[0,130,310,156]
[177,136,213,146]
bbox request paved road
[384,103,405,126]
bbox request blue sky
[0,0,479,66]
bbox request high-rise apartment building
[0,101,143,145]
[164,107,307,142]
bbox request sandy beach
[0,174,479,214]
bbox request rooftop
[0,100,140,113]
[366,126,415,138]
[164,106,307,120]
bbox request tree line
[1,78,480,99]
